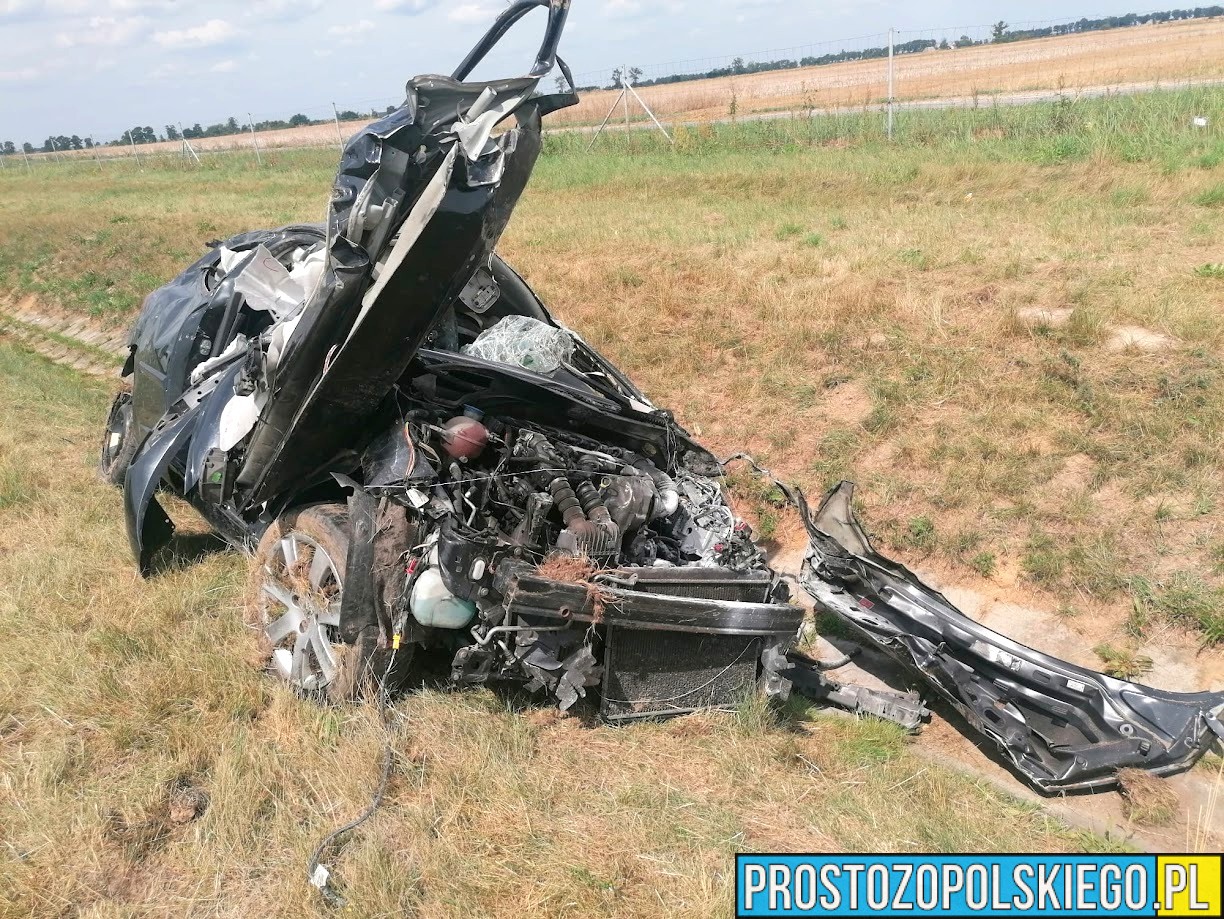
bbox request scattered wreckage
[100,0,1223,793]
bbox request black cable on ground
[306,628,406,908]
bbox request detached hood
[233,1,574,510]
[801,482,1224,792]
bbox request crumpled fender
[802,481,1224,793]
[123,399,208,576]
[183,361,246,495]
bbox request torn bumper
[802,483,1224,793]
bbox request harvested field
[558,17,1224,127]
[31,17,1224,162]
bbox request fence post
[247,112,263,166]
[127,130,142,168]
[177,124,201,166]
[623,64,630,137]
[49,137,61,163]
[887,27,895,141]
[21,145,32,173]
[93,141,103,172]
[331,103,345,150]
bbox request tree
[225,116,239,133]
[84,137,93,149]
[337,110,360,121]
[610,65,643,89]
[939,38,950,50]
[289,113,311,127]
[165,124,180,141]
[1,141,15,155]
[731,57,745,74]
[23,142,34,154]
[991,20,1009,41]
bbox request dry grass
[3,90,1224,664]
[7,89,1224,913]
[0,345,1119,917]
[1117,768,1180,827]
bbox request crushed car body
[102,0,1224,793]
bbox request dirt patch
[1107,325,1175,352]
[1016,306,1073,328]
[1049,453,1095,492]
[821,380,872,427]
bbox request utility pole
[887,28,896,141]
[21,144,32,173]
[331,103,345,150]
[247,112,263,166]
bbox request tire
[99,392,138,486]
[246,503,412,702]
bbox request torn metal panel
[801,482,1224,792]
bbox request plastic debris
[461,315,574,374]
[310,864,331,890]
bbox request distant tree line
[1,105,398,158]
[993,7,1224,42]
[585,5,1224,91]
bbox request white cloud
[2,0,158,18]
[152,18,238,49]
[604,0,642,15]
[247,0,323,21]
[108,0,177,11]
[0,65,39,81]
[210,59,237,72]
[448,3,498,24]
[373,0,435,14]
[328,18,374,37]
[54,14,148,48]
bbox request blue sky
[0,1,1175,144]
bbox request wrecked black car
[100,0,1224,792]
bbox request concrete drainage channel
[3,294,1221,854]
[0,296,127,378]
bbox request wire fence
[3,9,1223,173]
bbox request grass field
[2,88,1223,914]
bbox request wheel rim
[258,532,344,693]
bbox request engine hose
[574,479,616,532]
[548,477,585,528]
[629,455,680,518]
[574,480,603,516]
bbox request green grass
[0,343,1120,916]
